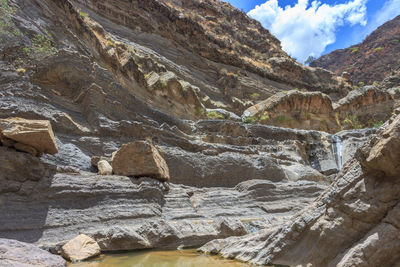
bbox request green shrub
[16,67,25,74]
[350,47,359,53]
[0,0,20,42]
[243,116,256,124]
[277,115,286,122]
[259,112,270,121]
[160,79,168,87]
[374,46,384,52]
[79,10,88,19]
[20,30,57,60]
[206,111,225,120]
[195,106,205,116]
[392,39,399,43]
[106,39,116,48]
[373,121,384,128]
[358,81,364,86]
[250,93,260,99]
[373,81,379,87]
[304,112,313,120]
[343,115,362,129]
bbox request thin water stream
[69,249,256,267]
[332,135,343,170]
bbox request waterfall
[332,135,343,170]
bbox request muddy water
[69,249,254,267]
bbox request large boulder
[112,141,170,182]
[61,234,101,262]
[0,118,58,155]
[0,238,66,267]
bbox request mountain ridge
[311,15,400,85]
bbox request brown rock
[61,234,100,262]
[91,156,101,167]
[0,118,58,155]
[112,141,170,181]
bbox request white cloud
[363,0,400,37]
[248,0,367,62]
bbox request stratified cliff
[311,15,400,85]
[0,0,398,266]
[200,111,400,267]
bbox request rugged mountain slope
[311,15,400,85]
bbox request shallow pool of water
[69,249,253,267]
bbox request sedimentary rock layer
[200,114,400,267]
[0,146,326,252]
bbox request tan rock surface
[242,90,338,132]
[112,141,170,181]
[61,234,100,262]
[0,118,58,155]
[97,160,112,175]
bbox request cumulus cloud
[248,0,367,62]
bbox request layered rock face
[200,114,400,267]
[243,84,400,132]
[0,0,396,265]
[0,145,327,252]
[311,15,400,85]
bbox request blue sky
[225,0,400,62]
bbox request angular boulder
[0,238,66,267]
[61,234,100,262]
[112,141,170,181]
[97,160,113,175]
[0,118,58,155]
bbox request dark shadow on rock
[0,146,57,243]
